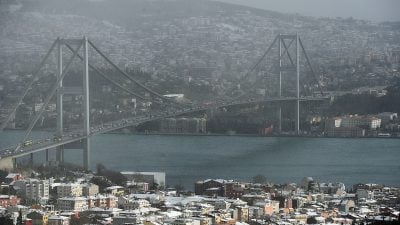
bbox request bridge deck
[0,96,328,159]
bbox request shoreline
[110,131,400,140]
[3,128,399,139]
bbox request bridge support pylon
[82,37,91,171]
[46,149,49,162]
[30,153,34,166]
[54,37,91,170]
[295,34,300,135]
[274,34,302,135]
[56,37,64,164]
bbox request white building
[13,179,50,203]
[357,189,374,201]
[87,194,117,209]
[341,115,381,129]
[57,183,83,198]
[82,183,99,196]
[121,171,166,188]
[171,218,201,225]
[319,183,346,194]
[57,197,88,211]
[118,196,150,210]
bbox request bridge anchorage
[0,34,327,171]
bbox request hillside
[0,0,399,92]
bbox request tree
[306,217,317,224]
[174,184,184,197]
[95,164,127,186]
[1,186,16,195]
[0,215,14,225]
[90,176,112,193]
[96,163,106,174]
[16,209,23,225]
[252,174,267,184]
[0,169,8,183]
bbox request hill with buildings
[0,0,399,135]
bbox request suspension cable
[14,41,83,152]
[65,44,146,101]
[87,40,180,107]
[0,39,58,131]
[298,38,324,96]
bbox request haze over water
[1,131,399,189]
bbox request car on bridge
[53,136,62,142]
[22,140,33,147]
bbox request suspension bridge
[0,34,329,170]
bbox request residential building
[87,194,117,209]
[0,195,20,207]
[121,171,166,188]
[48,216,69,225]
[56,183,82,198]
[82,183,99,196]
[3,173,23,184]
[57,197,88,211]
[118,197,150,210]
[224,182,250,199]
[13,179,50,203]
[195,179,227,197]
[27,211,49,225]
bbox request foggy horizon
[215,0,400,22]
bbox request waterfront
[1,131,400,189]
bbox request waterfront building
[377,112,398,124]
[121,171,166,188]
[224,182,250,199]
[341,115,381,130]
[127,181,149,193]
[195,179,228,196]
[327,127,366,137]
[160,117,207,134]
[324,114,384,137]
[319,183,346,195]
[356,189,374,201]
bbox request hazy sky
[215,0,400,22]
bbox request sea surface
[1,131,400,189]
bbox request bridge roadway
[0,96,327,160]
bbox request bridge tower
[0,37,92,170]
[250,34,320,135]
[276,34,301,134]
[56,37,64,163]
[55,37,91,170]
[1,35,174,171]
